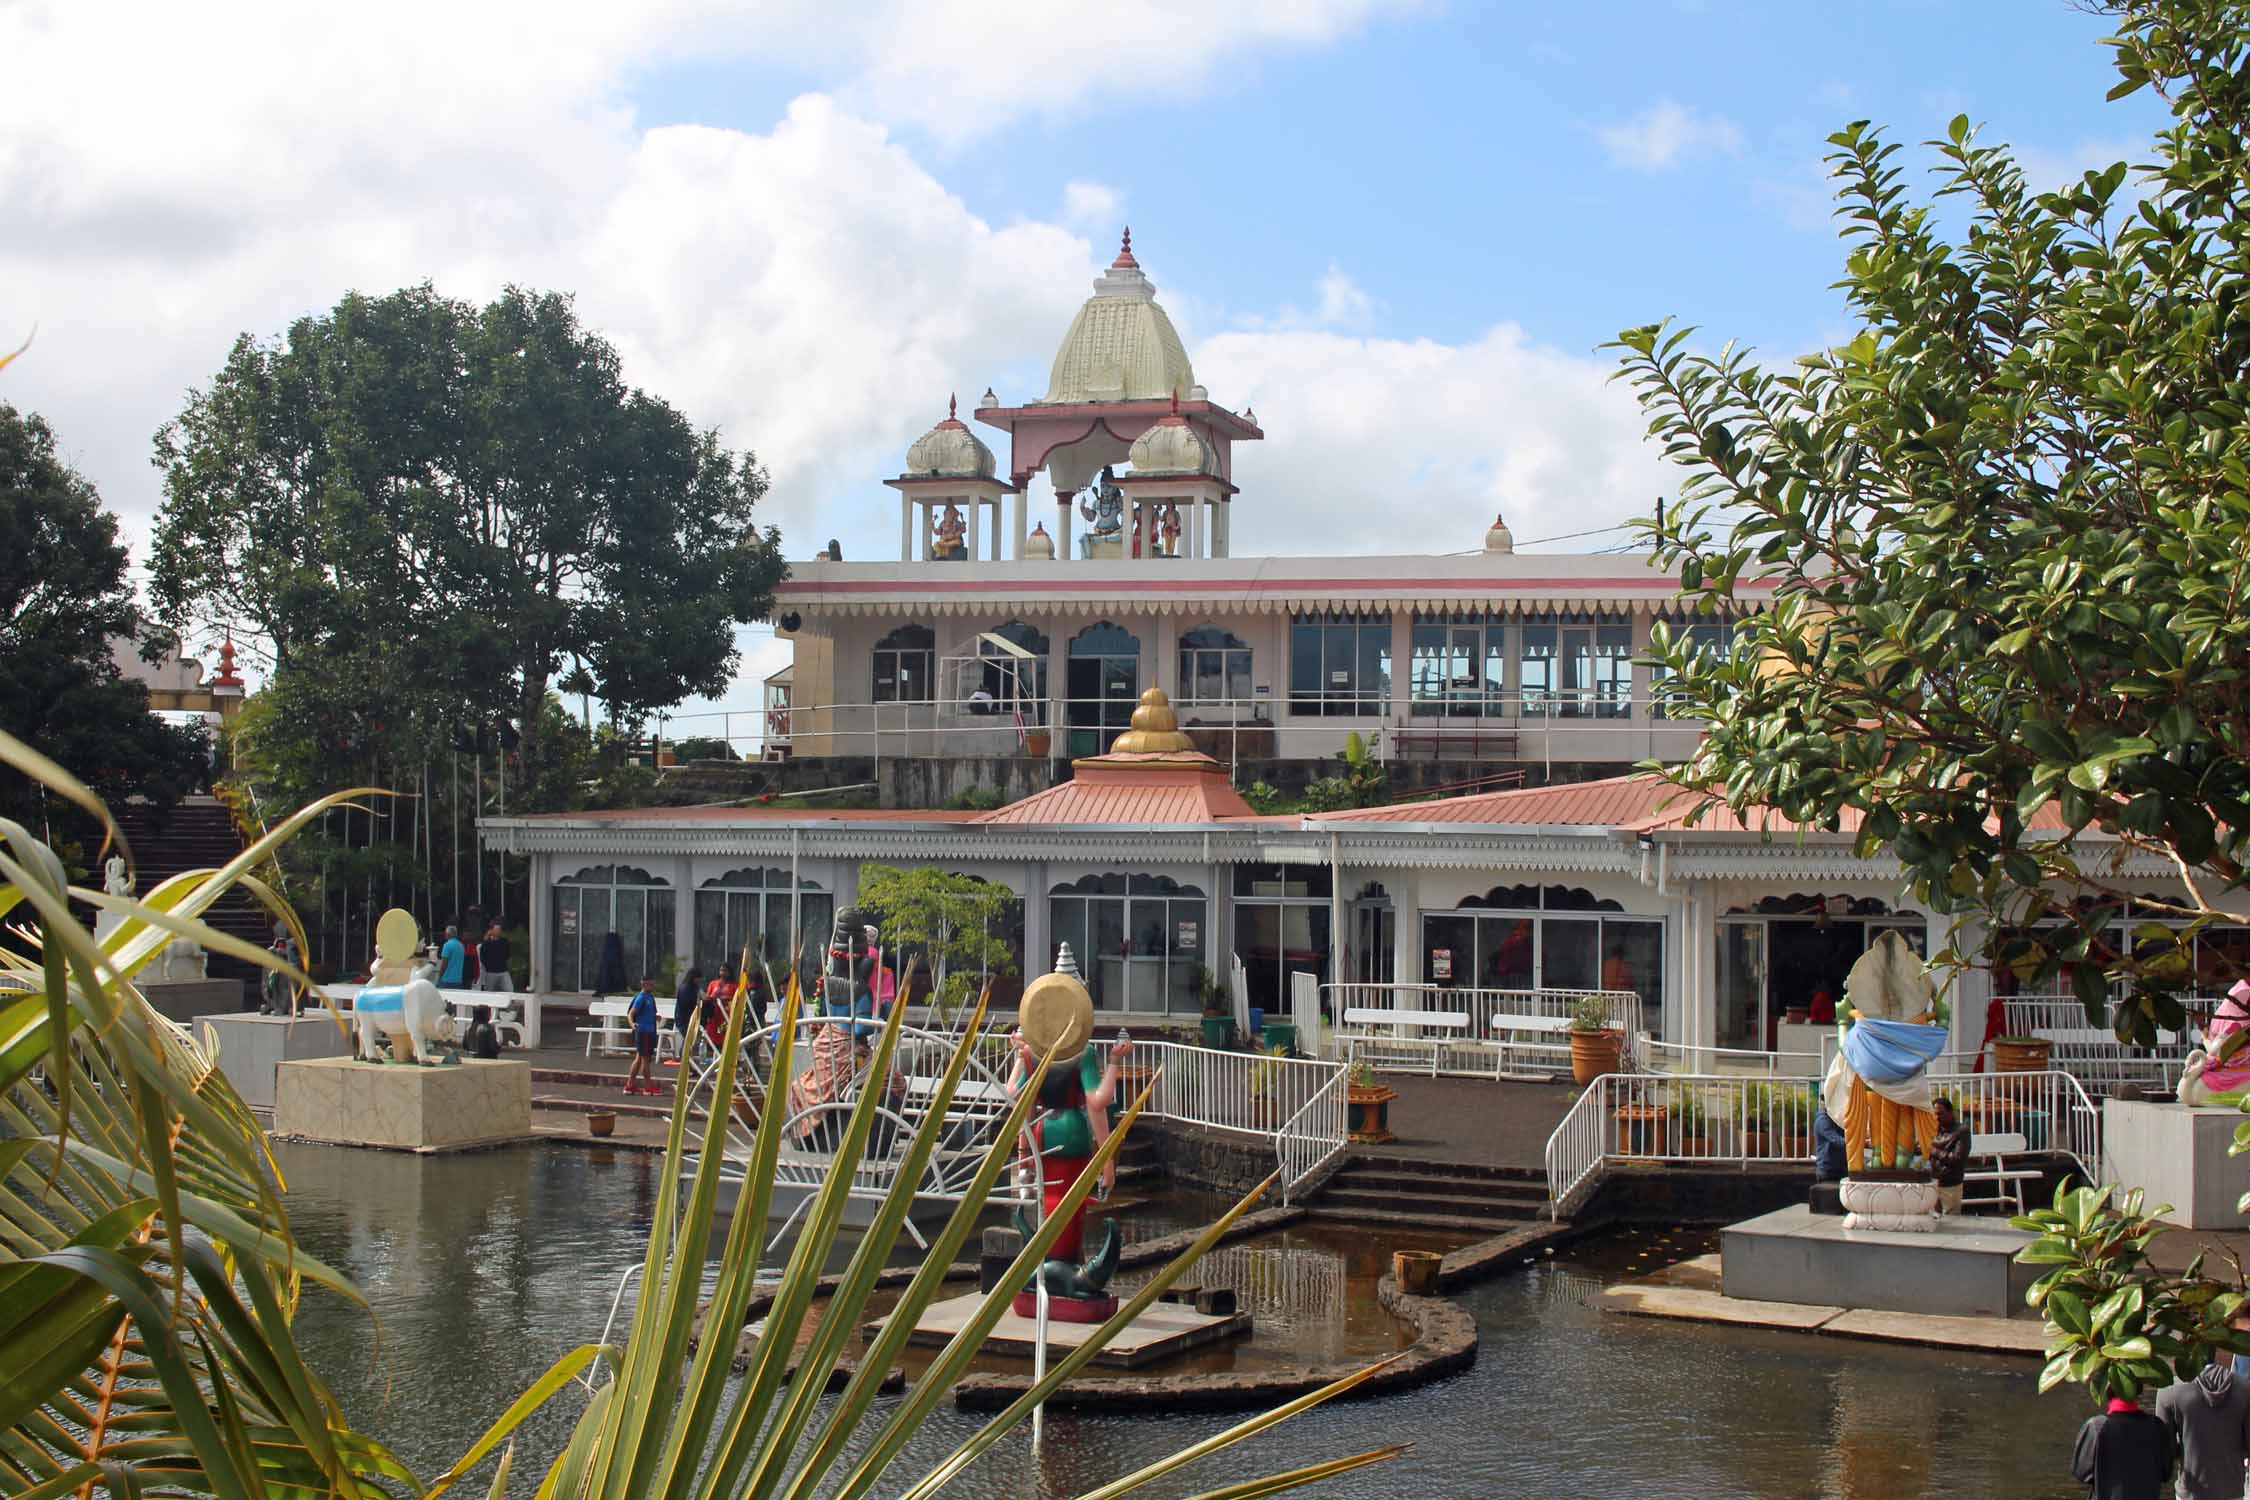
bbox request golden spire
[1108,688,1195,754]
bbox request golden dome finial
[1108,687,1195,754]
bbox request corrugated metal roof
[975,753,1253,825]
[497,806,982,825]
[1310,773,1679,827]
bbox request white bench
[582,999,633,1056]
[1485,1011,1577,1077]
[1962,1131,2040,1216]
[1341,1007,1471,1076]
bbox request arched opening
[872,624,936,704]
[1047,872,1206,1014]
[551,865,673,994]
[1066,621,1141,755]
[692,867,832,991]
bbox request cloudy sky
[2,0,2165,718]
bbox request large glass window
[1177,626,1252,707]
[1289,612,1390,717]
[551,865,674,992]
[691,867,831,988]
[1409,614,1510,717]
[1048,873,1206,1014]
[872,624,935,704]
[1232,864,1334,1014]
[1520,615,1632,718]
[1417,884,1666,1033]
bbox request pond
[278,1142,2087,1498]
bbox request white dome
[1023,522,1056,559]
[1128,413,1214,476]
[1484,512,1515,554]
[904,398,995,479]
[1040,229,1196,405]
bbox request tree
[0,403,206,834]
[1614,1,2250,1039]
[854,863,1020,1007]
[150,283,787,790]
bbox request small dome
[1023,521,1055,559]
[1041,229,1197,404]
[1485,512,1515,554]
[1109,688,1197,755]
[1128,397,1215,476]
[904,395,995,479]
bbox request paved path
[1361,1074,1578,1169]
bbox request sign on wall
[1430,947,1452,980]
[1176,920,1198,952]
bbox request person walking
[2157,1348,2250,1500]
[1928,1096,1971,1215]
[2073,1395,2173,1499]
[476,923,513,993]
[438,924,467,988]
[624,977,661,1096]
[671,966,705,1066]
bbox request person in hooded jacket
[2156,1348,2250,1500]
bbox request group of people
[434,920,514,993]
[618,961,777,1097]
[2072,1336,2250,1499]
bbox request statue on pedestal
[2179,980,2250,1106]
[95,855,131,943]
[1821,931,1950,1230]
[1077,468,1125,558]
[353,908,454,1065]
[1004,943,1134,1320]
[933,505,968,561]
[789,908,901,1143]
[1159,502,1183,558]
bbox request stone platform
[1722,1205,2038,1319]
[142,978,243,1025]
[198,1012,354,1111]
[887,1291,1250,1369]
[2104,1099,2250,1229]
[274,1057,532,1152]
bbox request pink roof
[1310,773,1686,827]
[505,805,982,824]
[975,752,1254,825]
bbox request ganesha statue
[1821,931,1950,1231]
[2179,980,2250,1107]
[1004,943,1134,1320]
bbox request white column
[1187,498,1203,559]
[1057,493,1075,563]
[1012,492,1027,559]
[1214,502,1231,558]
[967,496,981,563]
[900,495,912,561]
[1393,870,1419,987]
[1046,627,1069,747]
[920,505,934,561]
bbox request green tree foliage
[854,863,1019,1000]
[1614,2,2250,1037]
[150,283,787,796]
[0,403,207,832]
[667,735,736,763]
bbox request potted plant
[1022,729,1050,758]
[1612,1097,1668,1156]
[1245,1043,1288,1129]
[1195,965,1233,1049]
[586,1109,617,1138]
[1741,1083,1817,1157]
[1667,1089,1712,1157]
[1346,1059,1398,1144]
[1992,1034,2053,1073]
[1567,995,1622,1086]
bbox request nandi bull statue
[2179,980,2250,1107]
[354,908,456,1065]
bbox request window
[872,624,935,704]
[551,865,674,993]
[1409,615,1506,718]
[691,867,831,989]
[1653,618,1737,720]
[1232,862,1333,1015]
[1419,883,1666,1033]
[1289,612,1390,717]
[1520,615,1632,718]
[979,621,1049,723]
[1177,626,1252,707]
[1047,873,1207,1014]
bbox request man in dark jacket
[2073,1396,2173,1499]
[1928,1096,1972,1215]
[2156,1352,2250,1499]
[672,967,705,1064]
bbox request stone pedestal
[274,1057,532,1153]
[143,979,245,1025]
[2104,1098,2250,1229]
[1722,1204,2038,1318]
[197,1013,354,1111]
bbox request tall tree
[1614,0,2250,1038]
[0,403,206,832]
[150,284,787,786]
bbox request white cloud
[1595,100,1744,171]
[2008,135,2145,193]
[1062,181,1123,230]
[1314,268,1375,330]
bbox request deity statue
[353,908,455,1065]
[1004,943,1135,1319]
[1819,931,1950,1229]
[1159,502,1183,558]
[933,504,968,561]
[103,854,130,897]
[789,908,901,1144]
[2180,980,2250,1106]
[1077,467,1125,557]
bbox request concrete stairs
[110,796,266,1001]
[1308,1154,1552,1233]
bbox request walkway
[1362,1074,1578,1170]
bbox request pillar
[1388,612,1414,727]
[967,496,981,564]
[1214,502,1231,558]
[1392,869,1419,988]
[1187,498,1203,559]
[1011,492,1027,559]
[1056,490,1075,563]
[1045,625,1069,741]
[920,505,934,561]
[900,495,912,562]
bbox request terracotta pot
[1783,1007,1810,1025]
[1023,732,1051,758]
[1613,1104,1668,1156]
[1992,1037,2052,1073]
[1393,1249,1442,1297]
[1570,1027,1623,1086]
[1746,1130,1813,1159]
[1347,1084,1398,1144]
[586,1111,616,1138]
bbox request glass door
[1716,920,1766,1052]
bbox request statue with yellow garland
[1820,931,1951,1231]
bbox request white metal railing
[1638,1039,1825,1078]
[1542,1068,2102,1220]
[1138,1039,1347,1204]
[1993,994,2212,1093]
[1323,983,1641,1078]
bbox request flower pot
[1613,1104,1668,1156]
[1393,1249,1442,1296]
[1023,731,1051,758]
[1783,1006,1810,1025]
[1570,1027,1623,1086]
[1200,1015,1233,1049]
[1992,1037,2053,1073]
[586,1111,616,1138]
[1347,1084,1398,1144]
[1670,1131,1712,1159]
[1745,1130,1813,1159]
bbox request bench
[1962,1131,2040,1216]
[581,999,633,1056]
[1485,1011,1577,1077]
[1340,1007,1471,1076]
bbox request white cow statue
[356,908,455,1065]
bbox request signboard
[559,904,578,937]
[1176,921,1198,952]
[1430,948,1452,980]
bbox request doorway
[1067,622,1140,756]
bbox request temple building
[766,231,1767,781]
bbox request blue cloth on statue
[1840,1017,1948,1083]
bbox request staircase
[1308,1154,1551,1233]
[109,796,266,1001]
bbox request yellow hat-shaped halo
[1108,687,1196,755]
[374,908,421,962]
[1018,970,1096,1061]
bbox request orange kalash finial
[213,633,244,688]
[1111,227,1138,270]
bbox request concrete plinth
[2104,1099,2250,1229]
[1722,1205,2039,1319]
[886,1292,1250,1369]
[142,979,244,1025]
[274,1057,532,1153]
[197,1013,354,1111]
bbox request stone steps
[1310,1153,1552,1229]
[1316,1186,1545,1224]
